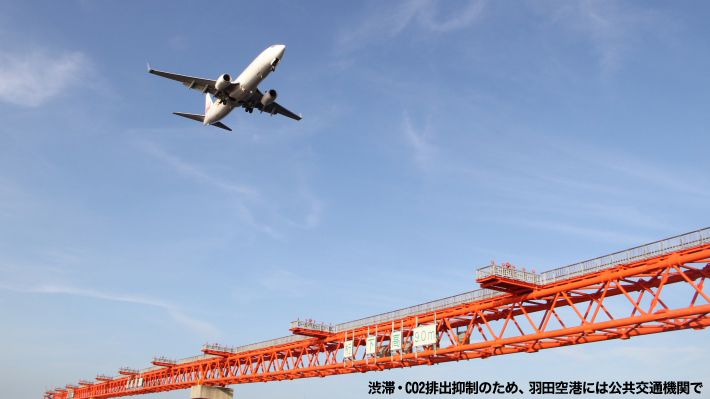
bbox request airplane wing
[250,89,302,121]
[148,64,229,96]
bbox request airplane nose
[276,44,286,58]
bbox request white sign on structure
[366,336,377,355]
[344,340,353,358]
[413,324,437,347]
[390,330,402,351]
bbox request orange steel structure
[45,228,710,399]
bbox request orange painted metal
[477,275,537,293]
[45,236,710,399]
[288,327,334,339]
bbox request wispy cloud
[502,219,652,245]
[135,140,280,237]
[540,0,655,75]
[0,175,34,218]
[0,282,220,337]
[283,185,323,229]
[138,140,256,196]
[336,0,485,53]
[418,0,486,32]
[0,48,91,106]
[9,283,173,307]
[235,266,316,303]
[402,112,439,172]
[303,194,322,228]
[135,139,324,236]
[165,309,220,337]
[257,267,313,298]
[542,136,710,200]
[392,116,691,235]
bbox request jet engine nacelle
[215,74,231,92]
[260,89,278,107]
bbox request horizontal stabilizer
[172,112,232,131]
[173,112,204,122]
[211,121,232,131]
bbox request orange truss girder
[57,244,710,399]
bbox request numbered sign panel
[413,324,437,347]
[390,330,402,351]
[344,340,353,358]
[366,336,377,354]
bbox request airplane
[148,44,301,131]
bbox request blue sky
[1,1,709,398]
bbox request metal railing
[540,227,709,284]
[231,334,312,353]
[202,343,238,353]
[202,335,314,355]
[333,288,505,332]
[139,365,162,373]
[95,374,113,380]
[78,380,94,386]
[476,265,543,285]
[116,227,709,376]
[476,227,710,287]
[118,367,138,374]
[289,320,336,333]
[151,356,176,365]
[337,228,710,332]
[176,354,217,364]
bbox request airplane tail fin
[205,93,214,114]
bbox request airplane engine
[215,74,231,92]
[260,89,278,107]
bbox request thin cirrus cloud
[0,175,34,218]
[539,0,657,75]
[134,139,276,237]
[336,0,486,53]
[136,139,258,197]
[135,139,323,235]
[0,282,221,337]
[0,47,91,107]
[401,112,439,173]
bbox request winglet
[147,63,153,73]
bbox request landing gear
[244,107,254,113]
[215,92,236,105]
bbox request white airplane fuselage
[204,44,286,125]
